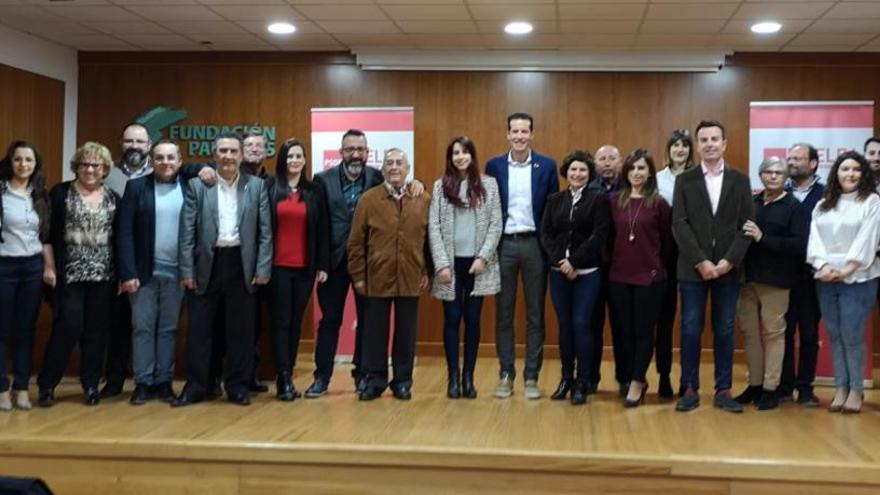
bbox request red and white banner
[310,107,415,361]
[748,101,874,190]
[749,101,875,387]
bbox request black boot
[550,378,573,400]
[447,371,461,399]
[658,374,674,399]
[734,385,763,405]
[276,372,298,401]
[461,372,477,399]
[570,381,588,406]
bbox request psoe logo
[134,106,278,158]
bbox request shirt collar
[701,160,725,177]
[218,172,240,190]
[507,150,532,168]
[785,175,819,193]
[384,181,408,200]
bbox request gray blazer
[428,176,503,300]
[178,174,273,295]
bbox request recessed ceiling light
[751,21,781,34]
[504,21,533,35]
[268,22,296,35]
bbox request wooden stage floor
[1,357,880,494]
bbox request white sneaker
[524,379,542,400]
[494,374,513,398]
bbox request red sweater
[275,193,308,268]
[609,194,673,286]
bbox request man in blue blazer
[116,139,186,405]
[779,142,825,406]
[486,112,559,400]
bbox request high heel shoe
[623,382,648,408]
[828,388,848,413]
[842,390,863,414]
[551,378,573,401]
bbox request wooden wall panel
[70,52,880,366]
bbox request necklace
[626,198,643,242]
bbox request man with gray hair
[778,143,824,406]
[347,148,432,401]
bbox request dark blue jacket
[115,174,186,285]
[485,150,559,236]
[784,178,825,271]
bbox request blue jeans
[679,280,740,392]
[817,279,878,391]
[0,255,44,391]
[129,274,184,386]
[549,270,599,383]
[442,257,484,375]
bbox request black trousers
[313,260,366,381]
[589,266,625,386]
[362,296,419,390]
[269,266,314,376]
[38,281,115,390]
[609,280,666,383]
[103,293,132,387]
[654,247,678,377]
[780,273,820,394]
[184,248,256,397]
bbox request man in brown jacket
[348,148,431,401]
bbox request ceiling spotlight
[504,21,533,35]
[268,22,296,35]
[751,21,781,34]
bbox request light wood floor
[2,357,880,494]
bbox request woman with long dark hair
[608,149,672,407]
[0,141,52,411]
[807,151,880,414]
[428,136,502,399]
[653,129,695,398]
[541,150,610,405]
[265,138,329,401]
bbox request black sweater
[744,192,806,289]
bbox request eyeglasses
[77,162,104,170]
[342,146,367,154]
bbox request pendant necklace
[627,198,643,242]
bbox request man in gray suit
[173,133,272,407]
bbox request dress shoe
[171,388,205,408]
[391,384,412,401]
[100,381,123,398]
[130,384,152,406]
[447,371,461,399]
[358,386,383,401]
[585,382,599,396]
[0,391,11,412]
[550,379,573,401]
[14,390,31,410]
[38,388,54,408]
[524,379,542,400]
[304,378,329,398]
[658,374,674,399]
[713,390,744,413]
[248,377,269,394]
[84,387,100,406]
[276,373,298,402]
[207,379,223,399]
[734,385,763,405]
[152,382,176,403]
[494,372,513,399]
[776,386,794,402]
[675,388,700,412]
[570,382,588,406]
[461,372,477,399]
[829,388,847,413]
[623,381,648,408]
[756,389,779,411]
[228,391,251,406]
[797,388,820,408]
[355,376,367,394]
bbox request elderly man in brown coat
[348,148,432,401]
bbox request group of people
[1,113,879,415]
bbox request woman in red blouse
[608,148,673,407]
[265,138,329,401]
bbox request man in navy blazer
[779,142,825,406]
[486,112,559,400]
[116,139,187,405]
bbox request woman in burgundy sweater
[608,148,673,407]
[266,138,329,401]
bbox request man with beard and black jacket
[101,123,152,398]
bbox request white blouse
[656,167,677,206]
[807,191,880,284]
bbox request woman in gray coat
[429,136,502,399]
